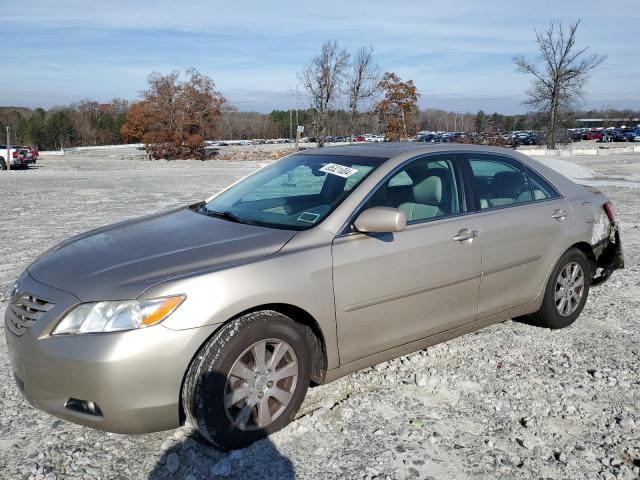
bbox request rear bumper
[592,221,624,286]
[4,272,219,434]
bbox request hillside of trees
[2,103,637,151]
[0,101,128,150]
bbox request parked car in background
[617,129,637,142]
[417,132,459,143]
[600,129,615,143]
[6,144,623,449]
[599,129,635,143]
[0,145,28,169]
[418,133,436,143]
[513,132,545,146]
[18,147,34,164]
[568,130,583,142]
[555,132,576,145]
[585,128,603,141]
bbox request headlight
[10,279,19,298]
[52,295,185,335]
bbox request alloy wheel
[554,261,585,317]
[224,338,298,431]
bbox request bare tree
[345,46,381,140]
[514,20,605,149]
[299,40,350,146]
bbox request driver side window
[364,156,462,223]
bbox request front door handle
[453,228,479,242]
[551,208,567,220]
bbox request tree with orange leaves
[120,101,148,143]
[121,68,226,159]
[374,72,420,141]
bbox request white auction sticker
[319,163,359,178]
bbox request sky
[1,0,639,114]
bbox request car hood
[27,208,296,301]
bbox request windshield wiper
[199,206,248,225]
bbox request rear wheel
[529,248,591,329]
[182,311,311,449]
[0,158,6,170]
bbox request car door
[332,154,483,365]
[461,153,573,319]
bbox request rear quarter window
[526,167,561,200]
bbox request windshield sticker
[319,163,359,178]
[298,212,320,224]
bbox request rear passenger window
[468,156,532,210]
[527,167,560,200]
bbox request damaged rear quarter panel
[590,208,610,245]
[580,191,624,285]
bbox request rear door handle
[453,229,479,242]
[551,209,567,220]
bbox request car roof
[296,142,524,160]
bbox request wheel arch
[178,302,328,425]
[244,303,328,385]
[568,241,597,275]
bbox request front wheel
[529,248,591,329]
[182,311,311,449]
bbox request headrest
[413,175,442,205]
[491,171,524,197]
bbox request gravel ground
[0,149,638,480]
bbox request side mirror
[354,207,406,233]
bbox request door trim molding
[482,255,541,276]
[343,272,482,312]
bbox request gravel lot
[0,149,638,480]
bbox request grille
[7,294,55,336]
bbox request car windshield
[201,153,383,230]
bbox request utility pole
[295,110,300,151]
[294,86,300,151]
[289,85,294,141]
[5,127,10,171]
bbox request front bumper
[4,272,219,434]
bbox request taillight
[603,201,615,222]
[12,151,17,158]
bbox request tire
[0,158,5,170]
[182,310,311,450]
[529,248,591,329]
